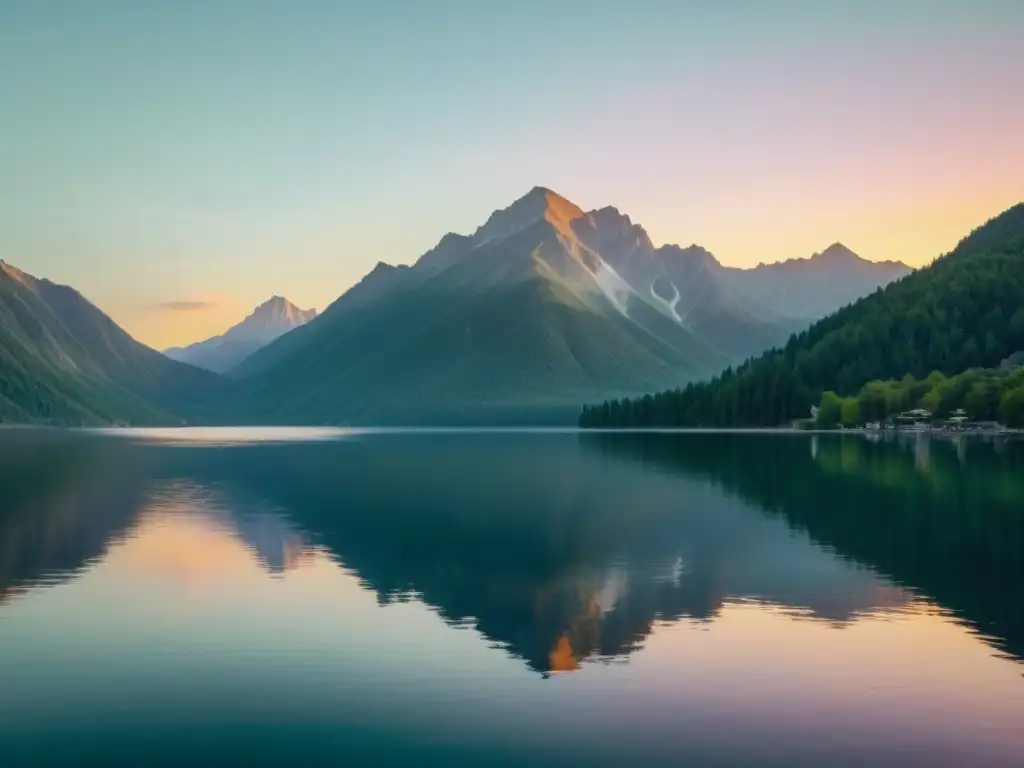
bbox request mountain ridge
[227,187,909,424]
[0,187,921,426]
[580,200,1024,428]
[750,242,909,271]
[0,260,225,425]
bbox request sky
[1,0,1022,349]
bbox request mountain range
[227,187,909,425]
[581,202,1024,427]
[0,187,915,426]
[164,296,316,374]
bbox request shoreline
[2,423,1021,438]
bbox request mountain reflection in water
[2,430,1020,673]
[3,428,1024,766]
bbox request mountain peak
[815,242,861,263]
[252,295,316,322]
[164,295,318,372]
[474,186,585,242]
[258,295,288,309]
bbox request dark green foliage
[998,384,1024,427]
[817,391,842,429]
[811,367,1024,428]
[581,204,1024,428]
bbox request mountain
[578,207,908,333]
[581,202,1024,427]
[232,187,909,425]
[723,243,911,320]
[0,189,914,427]
[0,260,225,425]
[165,296,317,374]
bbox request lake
[1,428,1022,766]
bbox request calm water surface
[0,428,1022,766]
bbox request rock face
[228,187,910,425]
[165,296,317,374]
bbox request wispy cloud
[155,300,218,312]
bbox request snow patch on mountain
[588,256,636,317]
[650,280,682,323]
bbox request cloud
[155,300,218,312]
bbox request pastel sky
[2,0,1022,349]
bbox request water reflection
[5,430,1014,674]
[584,431,1024,664]
[169,435,942,673]
[0,432,149,603]
[2,430,1023,766]
[2,430,1022,675]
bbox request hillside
[231,187,904,425]
[165,296,316,374]
[0,260,226,425]
[580,203,1024,427]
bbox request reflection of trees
[583,432,1024,663]
[160,435,907,674]
[0,432,148,603]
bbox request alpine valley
[1,187,911,426]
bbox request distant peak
[816,242,860,261]
[255,295,292,311]
[757,243,912,273]
[251,295,316,322]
